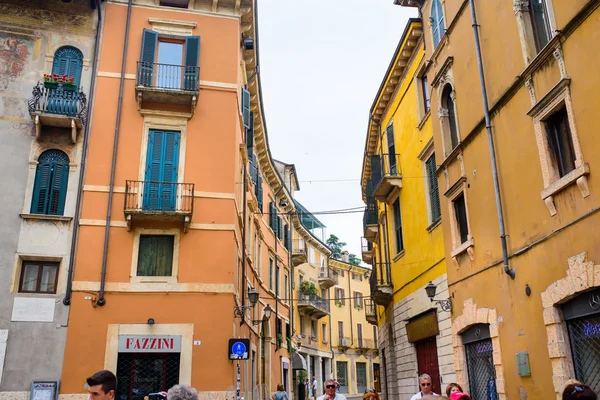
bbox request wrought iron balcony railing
[370,153,402,189]
[28,83,87,143]
[297,291,330,317]
[357,338,374,349]
[136,62,200,91]
[318,266,338,289]
[124,180,194,232]
[370,262,393,306]
[364,298,377,325]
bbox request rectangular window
[545,105,576,178]
[157,40,183,89]
[336,288,345,306]
[300,316,305,335]
[453,193,469,244]
[311,320,317,339]
[421,75,431,114]
[338,321,344,339]
[284,273,289,301]
[275,265,280,297]
[357,323,363,344]
[309,247,316,265]
[373,326,378,345]
[137,235,174,276]
[322,323,328,343]
[19,261,59,294]
[159,0,189,8]
[392,198,404,253]
[426,154,441,222]
[269,258,273,291]
[529,0,552,51]
[277,216,283,240]
[354,292,363,309]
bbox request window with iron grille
[137,235,174,276]
[31,150,70,216]
[463,324,498,400]
[116,353,180,400]
[529,0,552,52]
[562,289,600,394]
[453,193,469,244]
[426,154,441,223]
[19,261,59,294]
[544,105,576,178]
[392,198,404,253]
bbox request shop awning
[292,352,307,370]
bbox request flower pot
[44,82,58,89]
[62,85,77,91]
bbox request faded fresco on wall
[0,35,31,90]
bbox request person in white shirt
[312,377,317,400]
[317,379,346,400]
[410,374,439,400]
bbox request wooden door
[415,337,441,395]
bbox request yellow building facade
[393,1,600,399]
[360,19,454,399]
[329,257,380,396]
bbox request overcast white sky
[257,1,417,258]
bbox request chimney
[341,251,349,263]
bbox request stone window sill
[393,250,405,263]
[451,237,474,265]
[541,163,590,216]
[20,213,72,222]
[132,276,178,284]
[426,218,442,232]
[418,110,431,130]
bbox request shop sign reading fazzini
[118,335,181,353]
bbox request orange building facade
[60,1,295,399]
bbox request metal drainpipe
[97,0,133,306]
[328,257,334,377]
[63,0,103,306]
[240,162,248,325]
[468,0,515,279]
[347,265,354,346]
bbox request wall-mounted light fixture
[425,281,452,312]
[233,288,259,319]
[279,198,288,208]
[242,36,254,51]
[252,304,272,326]
[147,318,155,325]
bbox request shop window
[19,261,59,294]
[462,324,498,400]
[116,353,180,400]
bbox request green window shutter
[184,36,200,90]
[256,175,263,213]
[31,150,69,215]
[277,216,283,240]
[427,154,441,221]
[269,259,273,290]
[284,224,289,250]
[242,88,251,129]
[386,124,397,175]
[269,202,275,230]
[139,29,158,86]
[52,46,83,87]
[246,112,254,152]
[137,235,174,276]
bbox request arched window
[31,150,70,216]
[52,46,83,87]
[442,84,460,151]
[431,0,445,48]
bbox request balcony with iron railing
[297,291,329,319]
[364,298,377,326]
[124,180,194,232]
[318,266,338,289]
[28,83,87,143]
[292,239,308,266]
[370,262,393,306]
[361,237,373,263]
[363,205,378,242]
[135,62,200,114]
[371,153,402,201]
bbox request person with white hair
[410,374,439,400]
[167,385,198,400]
[317,379,346,400]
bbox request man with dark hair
[86,370,117,400]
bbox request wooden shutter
[48,163,69,215]
[31,163,52,214]
[184,36,200,90]
[370,155,382,188]
[277,216,283,240]
[256,175,263,213]
[52,47,83,87]
[246,111,254,152]
[386,124,397,174]
[137,235,174,276]
[144,130,180,210]
[341,289,346,306]
[427,154,441,221]
[242,88,251,129]
[162,131,180,210]
[284,224,289,249]
[139,29,158,86]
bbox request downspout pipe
[468,0,515,279]
[347,264,354,346]
[240,162,248,326]
[97,0,133,306]
[63,0,103,306]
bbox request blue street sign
[233,342,246,356]
[228,338,250,360]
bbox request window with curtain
[137,235,174,276]
[31,149,70,216]
[52,46,83,87]
[19,261,59,294]
[431,0,445,48]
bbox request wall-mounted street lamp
[252,304,273,326]
[234,288,259,319]
[242,36,254,51]
[425,281,452,312]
